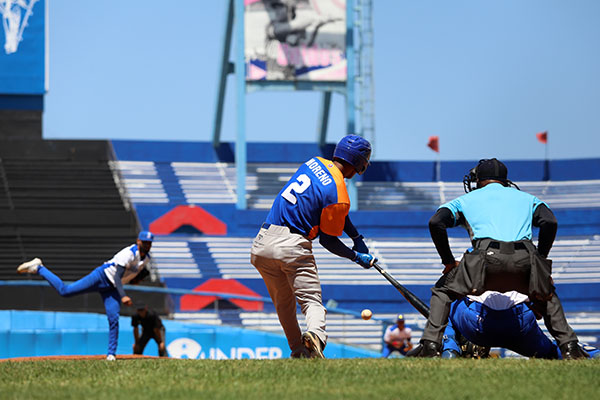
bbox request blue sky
[42,1,600,161]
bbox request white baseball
[361,309,372,320]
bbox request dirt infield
[0,354,163,362]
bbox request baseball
[361,309,372,320]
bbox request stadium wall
[0,310,378,359]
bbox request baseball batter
[251,135,376,358]
[17,231,154,360]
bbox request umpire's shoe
[560,341,589,360]
[302,331,325,359]
[17,258,43,274]
[406,340,441,358]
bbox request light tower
[212,0,374,210]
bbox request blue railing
[0,280,389,322]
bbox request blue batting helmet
[138,231,154,242]
[333,135,372,175]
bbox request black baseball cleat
[560,341,589,360]
[406,340,441,358]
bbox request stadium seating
[107,140,600,351]
[6,139,597,352]
[0,139,167,314]
[115,159,600,211]
[160,235,600,286]
[0,141,138,281]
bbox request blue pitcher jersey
[266,157,350,239]
[440,183,547,242]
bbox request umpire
[132,304,167,357]
[410,158,587,359]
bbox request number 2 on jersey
[281,174,311,204]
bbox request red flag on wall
[427,136,439,153]
[536,131,548,144]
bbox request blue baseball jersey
[440,183,546,241]
[266,157,350,239]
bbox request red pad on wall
[149,205,227,235]
[180,279,264,311]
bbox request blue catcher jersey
[440,183,547,241]
[266,157,350,240]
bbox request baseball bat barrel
[372,262,430,319]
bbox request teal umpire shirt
[440,183,547,242]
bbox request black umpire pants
[421,239,578,346]
[134,327,167,357]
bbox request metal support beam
[345,0,356,136]
[346,0,358,211]
[317,91,332,147]
[235,0,247,209]
[212,0,235,148]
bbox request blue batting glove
[354,252,377,269]
[351,234,369,254]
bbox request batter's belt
[261,222,307,237]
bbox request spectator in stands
[441,290,599,359]
[132,304,167,357]
[382,314,413,357]
[409,158,587,359]
[17,231,154,361]
[251,135,376,359]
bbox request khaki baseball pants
[250,224,327,354]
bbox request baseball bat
[372,262,430,318]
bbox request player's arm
[319,234,375,268]
[532,204,557,258]
[383,327,393,345]
[343,215,369,254]
[113,265,132,305]
[429,207,460,273]
[152,314,163,338]
[129,267,150,285]
[320,204,376,268]
[319,233,355,260]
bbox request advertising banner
[0,0,46,94]
[0,311,379,359]
[245,0,346,82]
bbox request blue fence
[0,309,378,360]
[0,281,383,359]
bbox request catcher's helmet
[333,135,372,175]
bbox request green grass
[1,358,599,400]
